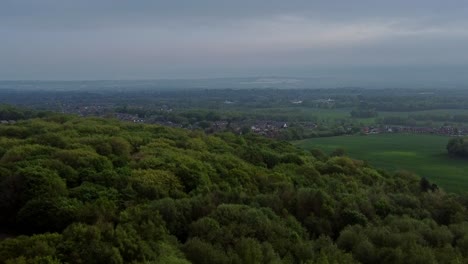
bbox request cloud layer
[1,0,468,84]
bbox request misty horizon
[1,0,468,87]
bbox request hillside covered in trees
[0,114,468,263]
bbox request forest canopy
[0,114,467,263]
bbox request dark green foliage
[330,147,346,157]
[0,105,39,121]
[16,197,81,233]
[447,137,468,158]
[0,115,467,263]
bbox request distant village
[3,99,468,138]
[94,111,468,138]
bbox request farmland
[293,134,468,193]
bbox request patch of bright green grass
[293,134,468,193]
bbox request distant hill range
[0,77,346,91]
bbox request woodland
[0,112,467,263]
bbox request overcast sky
[1,0,468,85]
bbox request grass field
[293,134,468,193]
[224,107,468,125]
[380,108,468,117]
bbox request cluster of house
[211,121,229,131]
[153,121,184,128]
[114,113,145,123]
[363,125,468,136]
[159,105,173,112]
[185,120,290,136]
[205,120,319,137]
[248,121,288,137]
[0,120,17,125]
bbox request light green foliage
[131,169,184,199]
[0,233,61,263]
[0,115,467,263]
[17,166,67,198]
[1,144,55,163]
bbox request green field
[293,134,468,193]
[222,107,468,126]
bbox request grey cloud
[2,0,467,30]
[1,0,468,82]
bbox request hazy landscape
[1,1,468,263]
